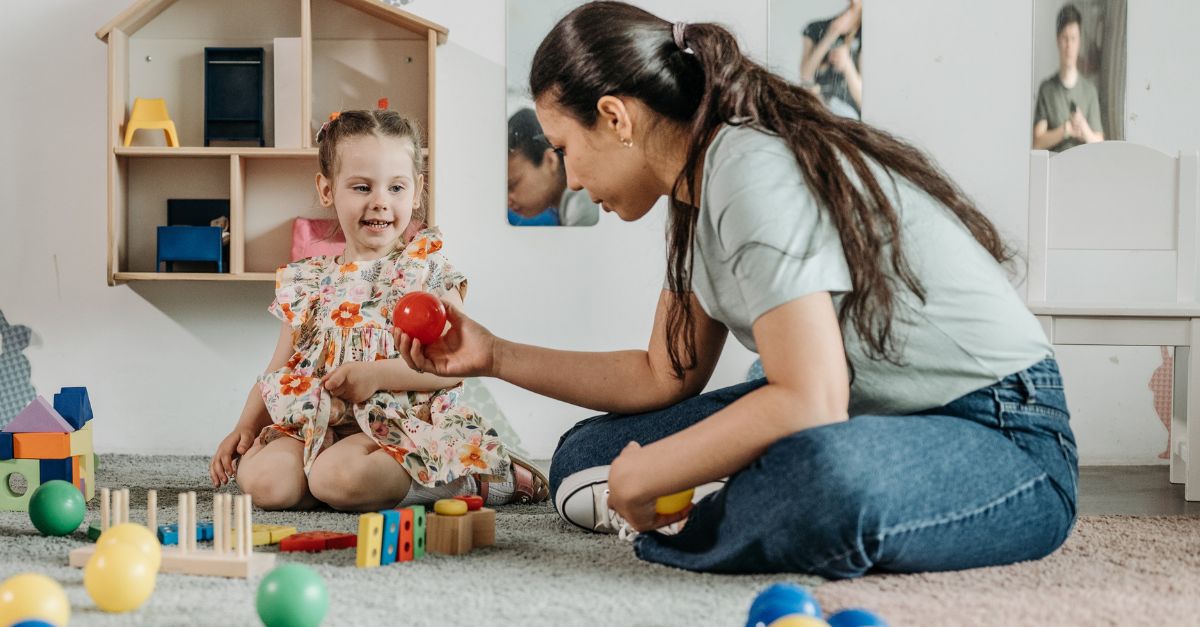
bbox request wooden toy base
[68,544,276,578]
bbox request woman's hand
[395,299,499,378]
[606,442,693,533]
[323,361,379,404]
[209,426,257,487]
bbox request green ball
[28,480,86,536]
[256,564,328,627]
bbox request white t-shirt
[690,124,1052,416]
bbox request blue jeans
[549,358,1077,578]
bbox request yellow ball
[97,522,162,571]
[85,543,157,613]
[0,573,70,627]
[769,617,830,627]
[434,498,468,516]
[655,488,695,515]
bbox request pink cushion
[291,218,345,261]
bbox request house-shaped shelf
[96,0,447,283]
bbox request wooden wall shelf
[97,0,445,284]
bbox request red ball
[392,291,447,345]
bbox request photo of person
[507,0,601,227]
[769,0,862,119]
[1032,0,1126,152]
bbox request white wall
[2,0,1198,464]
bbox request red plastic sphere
[392,291,447,345]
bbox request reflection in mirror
[1032,0,1126,152]
[507,108,599,226]
[506,0,600,227]
[768,0,863,119]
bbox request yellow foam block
[70,422,93,457]
[356,513,383,568]
[80,452,95,501]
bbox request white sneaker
[554,465,725,537]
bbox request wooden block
[0,432,12,460]
[279,530,340,552]
[398,508,414,562]
[71,455,81,486]
[231,525,271,548]
[157,524,179,545]
[279,530,357,552]
[265,524,297,544]
[426,512,472,555]
[0,458,40,511]
[355,512,383,568]
[39,457,74,483]
[455,494,484,510]
[325,532,358,550]
[70,544,275,578]
[13,432,70,459]
[53,387,93,430]
[468,508,495,547]
[409,504,426,559]
[3,397,72,433]
[379,509,399,565]
[87,524,102,541]
[70,422,93,456]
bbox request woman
[400,1,1075,578]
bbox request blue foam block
[53,387,92,430]
[38,457,73,483]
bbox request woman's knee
[548,414,615,494]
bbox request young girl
[399,2,1076,579]
[209,109,548,512]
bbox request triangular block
[3,397,73,434]
[53,387,93,430]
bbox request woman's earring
[622,137,633,148]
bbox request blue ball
[746,583,822,627]
[11,621,57,627]
[828,608,889,627]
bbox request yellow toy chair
[123,98,180,147]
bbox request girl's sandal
[478,453,550,505]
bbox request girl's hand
[606,442,693,533]
[323,362,379,403]
[210,427,256,488]
[395,299,498,378]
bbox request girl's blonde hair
[317,109,428,240]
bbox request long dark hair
[531,1,1012,379]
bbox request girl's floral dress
[258,228,510,487]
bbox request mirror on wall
[1032,0,1127,152]
[768,0,863,120]
[506,0,600,227]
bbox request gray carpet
[3,456,1198,626]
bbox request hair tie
[672,22,693,54]
[316,111,342,143]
